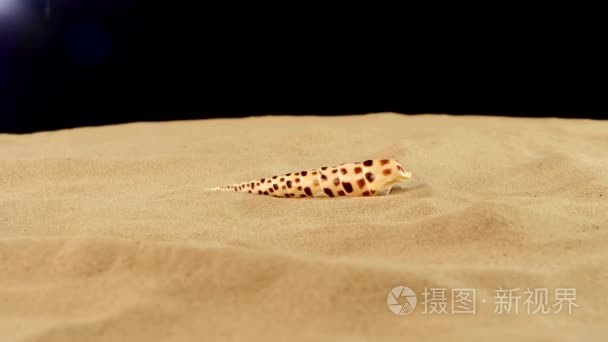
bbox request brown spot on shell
[324,188,335,197]
[300,194,307,197]
[380,159,390,166]
[362,191,371,196]
[338,190,346,196]
[332,169,338,174]
[313,180,320,186]
[248,190,252,193]
[263,191,269,195]
[280,178,285,182]
[258,190,263,194]
[272,176,277,179]
[340,168,347,175]
[365,172,375,182]
[321,167,328,170]
[282,185,286,189]
[295,172,300,176]
[312,171,317,175]
[297,186,302,190]
[269,188,274,193]
[354,167,362,174]
[286,180,292,188]
[273,184,279,190]
[321,174,327,181]
[357,179,366,189]
[261,178,265,183]
[295,178,300,183]
[304,187,313,196]
[333,178,340,186]
[301,171,308,176]
[342,182,353,193]
[363,160,373,167]
[383,169,392,175]
[286,173,291,176]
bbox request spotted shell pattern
[207,159,412,198]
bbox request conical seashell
[207,159,412,198]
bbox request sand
[1,113,607,341]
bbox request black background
[1,0,606,133]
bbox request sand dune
[1,113,607,341]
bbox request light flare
[0,0,20,17]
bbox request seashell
[206,159,412,198]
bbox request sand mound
[1,113,607,341]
